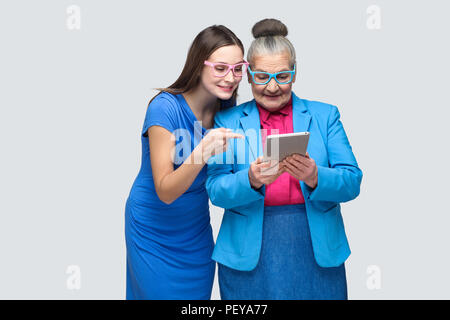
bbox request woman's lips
[217,85,233,92]
[265,94,280,99]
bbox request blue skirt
[218,203,347,300]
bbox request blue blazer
[206,92,363,271]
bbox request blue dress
[125,92,216,300]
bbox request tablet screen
[264,132,310,161]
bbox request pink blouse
[257,97,305,206]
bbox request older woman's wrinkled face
[248,51,295,112]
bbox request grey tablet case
[264,132,310,161]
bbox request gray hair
[247,35,296,69]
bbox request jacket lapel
[292,92,312,135]
[239,100,262,163]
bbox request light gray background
[1,0,449,299]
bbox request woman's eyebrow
[253,67,291,72]
[213,60,246,64]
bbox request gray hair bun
[252,18,288,38]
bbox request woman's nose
[266,78,278,91]
[224,70,235,82]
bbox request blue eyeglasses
[248,65,296,85]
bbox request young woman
[125,25,246,300]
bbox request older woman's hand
[282,152,318,189]
[248,156,285,189]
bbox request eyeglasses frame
[203,61,250,78]
[247,65,296,85]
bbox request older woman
[206,19,363,300]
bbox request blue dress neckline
[176,93,207,133]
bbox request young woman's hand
[148,126,243,204]
[248,156,285,189]
[282,152,318,189]
[196,128,244,164]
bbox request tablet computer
[263,132,310,162]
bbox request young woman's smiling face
[200,45,245,100]
[249,51,296,112]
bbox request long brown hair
[149,25,244,106]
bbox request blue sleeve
[305,105,363,203]
[142,94,177,137]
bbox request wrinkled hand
[248,156,285,189]
[282,152,318,189]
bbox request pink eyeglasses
[204,61,250,78]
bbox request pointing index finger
[225,132,245,139]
